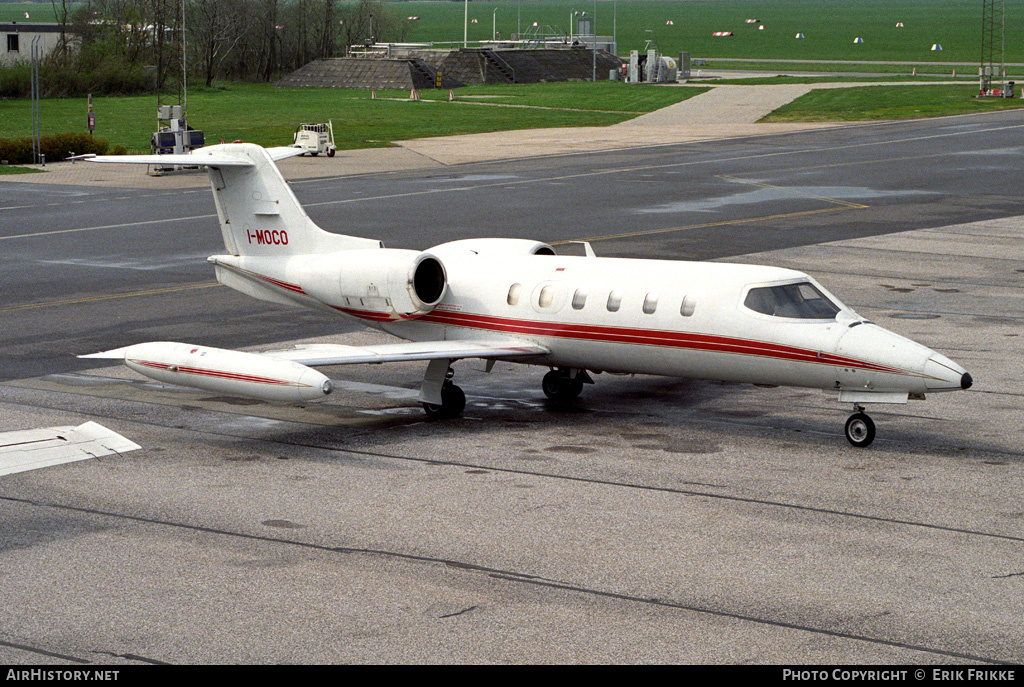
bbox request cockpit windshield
[743,281,842,320]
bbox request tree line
[1,0,409,97]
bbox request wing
[0,422,141,477]
[261,339,550,366]
[78,339,549,405]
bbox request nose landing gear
[844,405,876,447]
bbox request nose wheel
[844,409,876,448]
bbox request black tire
[422,383,465,418]
[327,148,336,158]
[542,371,582,403]
[542,370,564,400]
[441,383,466,416]
[422,402,444,418]
[845,412,876,448]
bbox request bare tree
[49,0,74,65]
[187,0,254,86]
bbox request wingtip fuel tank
[84,342,333,403]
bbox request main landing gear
[422,379,466,418]
[542,368,592,404]
[844,405,876,448]
[420,360,466,419]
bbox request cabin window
[744,281,840,320]
[572,289,587,310]
[538,285,555,309]
[507,283,522,306]
[6,35,18,53]
[642,293,658,315]
[680,295,696,317]
[606,290,622,312]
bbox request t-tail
[90,143,380,256]
[87,143,448,320]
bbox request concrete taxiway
[1,100,1023,664]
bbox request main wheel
[542,371,583,403]
[422,382,465,418]
[845,412,876,448]
[441,382,466,416]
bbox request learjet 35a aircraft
[83,143,972,447]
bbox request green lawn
[0,163,39,173]
[400,0,1007,66]
[0,81,705,152]
[762,84,1024,122]
[0,2,60,22]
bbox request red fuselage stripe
[415,310,902,375]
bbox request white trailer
[292,121,336,157]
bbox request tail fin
[88,143,380,256]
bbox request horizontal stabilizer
[86,144,307,168]
[0,422,140,477]
[262,340,550,366]
[88,152,255,167]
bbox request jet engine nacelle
[429,238,555,257]
[107,342,334,403]
[301,248,447,318]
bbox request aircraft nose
[923,353,971,391]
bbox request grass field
[762,84,1024,122]
[0,163,37,173]
[0,81,705,152]
[400,0,1010,66]
[1,1,1015,68]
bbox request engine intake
[301,248,448,319]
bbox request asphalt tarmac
[1,110,1023,664]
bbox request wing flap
[262,340,549,366]
[0,422,141,477]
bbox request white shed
[1,23,64,65]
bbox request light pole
[493,7,497,41]
[463,0,468,48]
[592,0,597,81]
[613,0,617,55]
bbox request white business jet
[83,143,971,447]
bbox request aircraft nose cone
[922,353,969,391]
